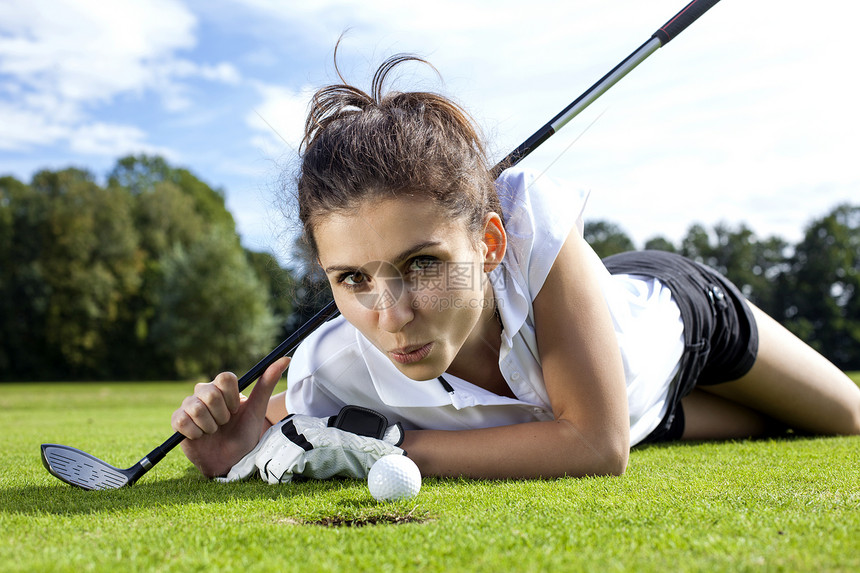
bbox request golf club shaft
[494,0,721,175]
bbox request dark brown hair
[297,53,502,257]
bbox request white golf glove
[217,406,405,484]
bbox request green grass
[2,377,859,572]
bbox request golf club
[41,302,339,490]
[41,0,722,490]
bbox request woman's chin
[391,357,448,382]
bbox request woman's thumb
[246,356,291,412]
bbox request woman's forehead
[315,196,472,269]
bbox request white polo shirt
[285,168,684,446]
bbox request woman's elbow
[562,442,628,477]
[557,420,629,477]
[603,444,629,476]
[587,436,628,476]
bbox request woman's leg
[680,389,783,440]
[696,303,860,436]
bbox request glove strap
[329,405,390,439]
[281,420,313,451]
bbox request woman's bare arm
[266,391,289,425]
[402,230,629,479]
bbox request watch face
[334,406,388,439]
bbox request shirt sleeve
[495,167,589,300]
[285,316,353,417]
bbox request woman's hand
[170,357,291,478]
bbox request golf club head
[41,444,139,490]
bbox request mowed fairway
[1,377,858,572]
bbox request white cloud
[0,102,69,150]
[246,82,317,157]
[67,122,168,157]
[0,99,172,159]
[0,0,197,103]
[0,0,241,153]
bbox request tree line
[0,156,295,381]
[1,155,858,381]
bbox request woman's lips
[389,342,433,364]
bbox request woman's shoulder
[495,167,589,234]
[494,166,541,214]
[494,167,590,297]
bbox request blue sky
[2,0,858,264]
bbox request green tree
[106,155,257,379]
[0,176,41,376]
[151,228,279,379]
[101,180,212,378]
[584,220,635,258]
[109,155,236,233]
[780,204,860,369]
[747,235,790,316]
[680,223,716,268]
[134,181,208,255]
[281,235,333,337]
[246,249,296,338]
[709,223,778,307]
[678,222,787,312]
[643,236,677,253]
[2,156,302,381]
[36,168,142,377]
[1,169,142,378]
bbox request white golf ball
[367,454,421,501]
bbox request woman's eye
[339,272,367,288]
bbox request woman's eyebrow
[323,240,442,274]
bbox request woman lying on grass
[171,55,860,483]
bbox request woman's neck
[445,285,514,398]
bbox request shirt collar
[489,263,529,354]
[355,331,453,408]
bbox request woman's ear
[481,212,507,273]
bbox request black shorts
[602,250,759,443]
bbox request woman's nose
[375,278,414,332]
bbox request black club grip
[653,0,722,45]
